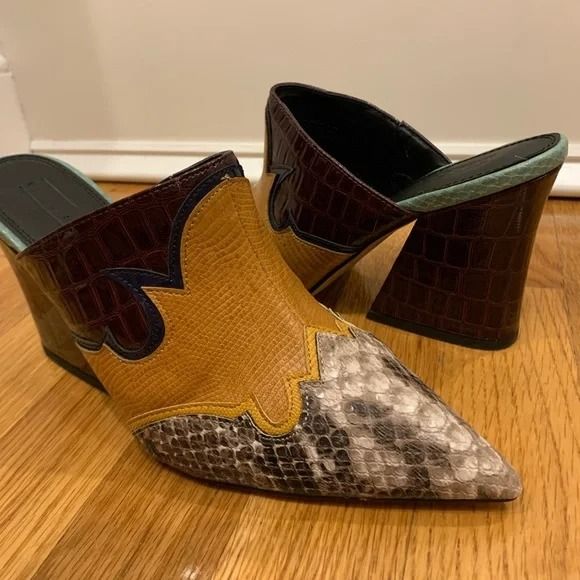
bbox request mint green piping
[398,135,568,213]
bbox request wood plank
[0,316,65,438]
[0,255,33,334]
[526,203,564,289]
[0,377,127,578]
[32,445,249,580]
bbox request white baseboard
[0,55,30,155]
[30,139,265,184]
[31,138,580,197]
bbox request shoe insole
[392,133,567,212]
[0,155,111,252]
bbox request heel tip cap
[366,311,518,351]
[43,346,107,391]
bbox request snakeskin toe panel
[136,326,521,500]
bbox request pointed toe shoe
[0,151,521,500]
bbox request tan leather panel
[274,230,350,290]
[253,173,353,289]
[252,172,274,223]
[82,178,345,435]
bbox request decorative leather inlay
[81,177,347,435]
[371,169,560,345]
[137,327,521,500]
[253,172,353,290]
[19,152,241,353]
[273,228,352,291]
[265,90,414,252]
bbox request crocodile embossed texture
[371,169,559,345]
[1,239,95,377]
[267,93,414,251]
[80,177,342,433]
[18,152,240,351]
[137,327,521,500]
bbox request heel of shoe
[368,168,561,349]
[1,241,103,389]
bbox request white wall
[0,0,578,190]
[0,54,28,154]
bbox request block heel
[1,240,103,389]
[368,168,561,349]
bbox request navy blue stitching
[78,163,244,359]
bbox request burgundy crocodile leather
[370,169,560,347]
[18,152,240,351]
[267,87,417,251]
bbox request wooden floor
[0,182,578,579]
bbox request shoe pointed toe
[137,325,521,501]
[301,326,522,501]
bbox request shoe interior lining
[276,85,450,197]
[0,155,111,252]
[275,86,563,213]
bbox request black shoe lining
[0,155,109,250]
[275,84,450,198]
[275,85,560,206]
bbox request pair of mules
[0,83,566,501]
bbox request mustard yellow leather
[273,230,350,290]
[253,173,353,289]
[82,178,348,435]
